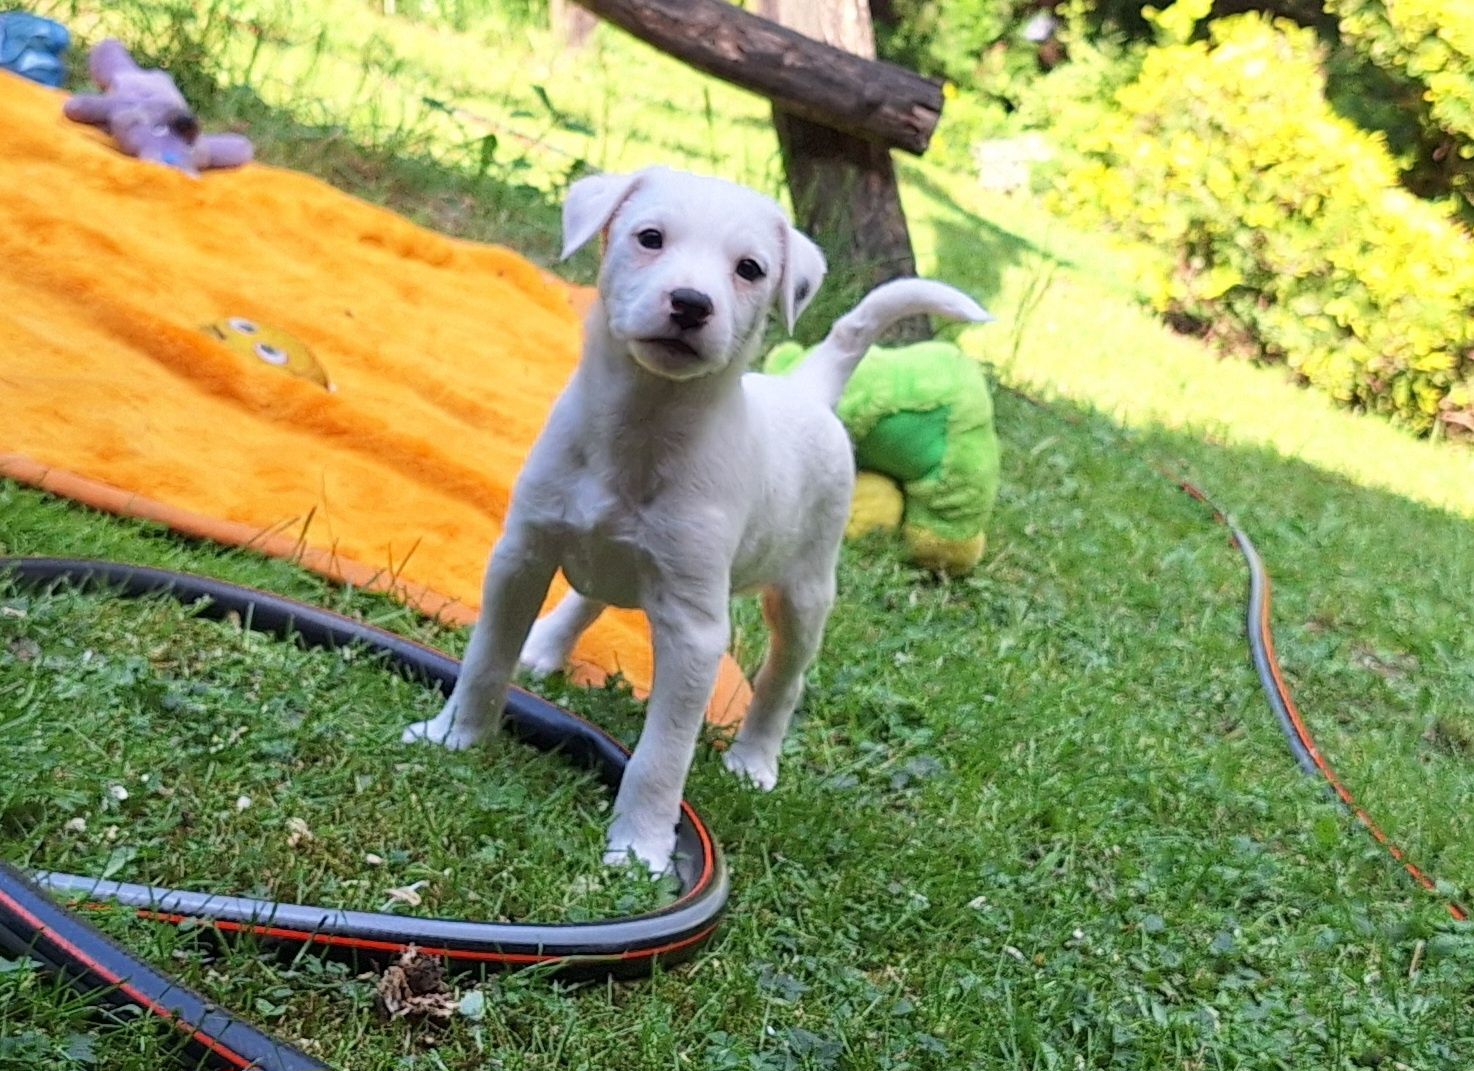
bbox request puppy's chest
[528,469,672,608]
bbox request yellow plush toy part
[845,471,905,539]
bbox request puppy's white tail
[789,278,993,408]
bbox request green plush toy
[766,339,1001,575]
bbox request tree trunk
[551,0,598,49]
[757,0,876,58]
[759,0,928,342]
[774,115,918,292]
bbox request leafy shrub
[1044,10,1474,434]
[876,0,1032,86]
[875,0,1174,83]
[927,83,1012,174]
[1327,0,1474,222]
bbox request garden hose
[1,495,1468,1071]
[0,557,729,1071]
[1177,482,1469,923]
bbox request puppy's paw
[516,637,567,679]
[603,818,676,876]
[722,741,779,792]
[400,706,491,751]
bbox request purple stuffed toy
[63,38,252,174]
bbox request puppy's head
[561,167,826,382]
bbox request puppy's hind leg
[403,533,556,751]
[723,571,836,791]
[519,591,607,678]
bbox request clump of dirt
[373,947,455,1023]
[1423,717,1474,759]
[1350,642,1419,680]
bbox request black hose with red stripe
[1178,483,1469,922]
[4,491,1468,1069]
[0,557,729,1071]
[0,861,329,1071]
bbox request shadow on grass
[994,381,1474,905]
[3,325,1473,1066]
[5,364,1472,898]
[210,84,578,272]
[900,166,1078,304]
[59,23,583,283]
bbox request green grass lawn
[3,2,1473,1068]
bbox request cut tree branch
[569,0,942,154]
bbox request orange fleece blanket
[0,71,749,724]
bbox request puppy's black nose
[669,288,714,331]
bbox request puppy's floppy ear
[560,171,645,261]
[779,226,827,333]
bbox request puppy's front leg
[606,585,730,873]
[403,532,555,751]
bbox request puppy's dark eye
[736,258,765,281]
[637,228,664,250]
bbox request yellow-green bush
[1330,0,1474,220]
[1047,13,1474,434]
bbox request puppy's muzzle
[669,288,713,331]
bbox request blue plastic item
[0,12,70,88]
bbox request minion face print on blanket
[202,317,333,391]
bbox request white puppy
[404,166,989,872]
